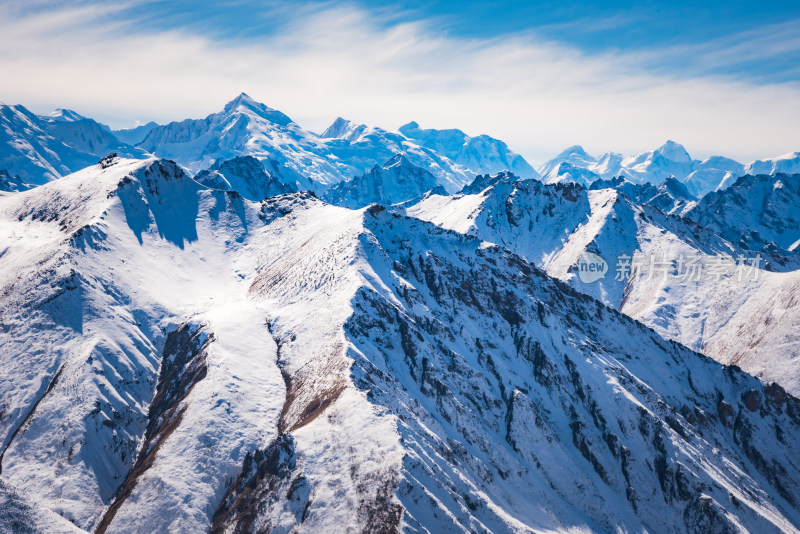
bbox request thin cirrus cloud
[0,0,798,164]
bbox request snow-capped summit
[656,139,692,164]
[398,120,537,179]
[222,92,293,126]
[320,117,367,142]
[47,108,87,122]
[538,140,800,198]
[537,144,597,178]
[137,94,479,192]
[622,140,694,183]
[747,151,800,176]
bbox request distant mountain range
[538,141,800,197]
[3,94,797,200]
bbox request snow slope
[2,158,800,532]
[408,175,800,393]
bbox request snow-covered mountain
[398,121,537,179]
[47,108,89,123]
[589,176,698,216]
[0,104,146,185]
[685,173,800,254]
[3,95,537,196]
[537,145,598,180]
[622,140,694,184]
[539,141,694,186]
[407,174,800,393]
[322,154,444,209]
[316,116,477,192]
[0,104,99,184]
[747,152,800,176]
[538,141,798,198]
[38,112,145,162]
[138,94,491,193]
[458,170,519,195]
[682,156,745,198]
[3,158,800,532]
[319,116,368,142]
[194,155,297,201]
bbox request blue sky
[1,0,798,163]
[91,0,800,83]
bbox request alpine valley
[1,95,800,534]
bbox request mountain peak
[320,117,368,142]
[229,92,255,104]
[222,93,292,126]
[223,92,260,112]
[399,121,420,134]
[556,145,591,159]
[47,108,86,122]
[655,140,691,163]
[321,117,351,136]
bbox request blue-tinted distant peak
[47,108,87,122]
[556,145,591,159]
[222,93,293,126]
[655,140,691,163]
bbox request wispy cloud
[634,18,800,83]
[0,0,798,163]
